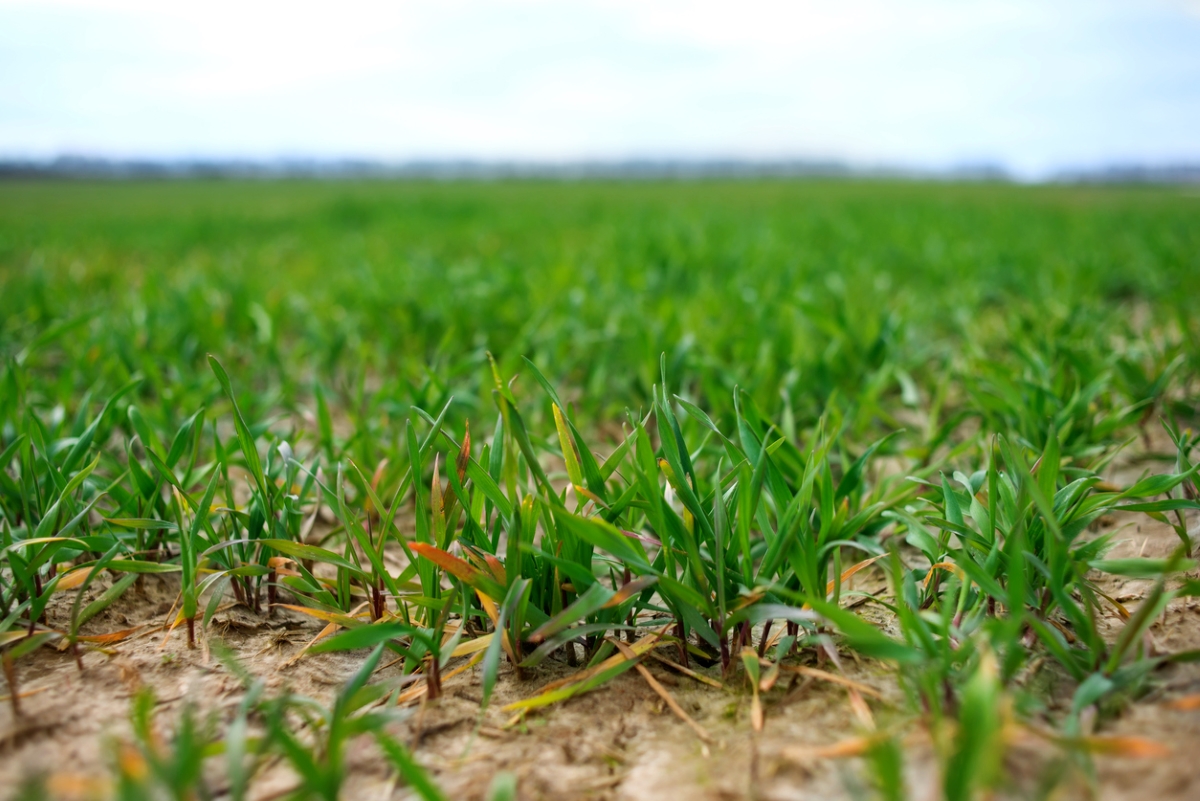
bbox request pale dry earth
[1,439,1198,801]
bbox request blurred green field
[3,179,1197,443]
[2,179,1199,800]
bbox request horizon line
[3,155,1200,185]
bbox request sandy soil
[2,443,1198,800]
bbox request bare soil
[3,444,1199,801]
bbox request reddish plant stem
[674,621,690,668]
[758,620,773,658]
[427,654,442,700]
[513,638,527,681]
[566,639,578,666]
[266,568,277,617]
[374,580,386,621]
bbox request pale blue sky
[2,0,1199,177]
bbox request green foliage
[0,179,1197,797]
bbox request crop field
[0,179,1198,800]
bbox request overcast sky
[2,0,1199,177]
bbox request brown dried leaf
[1073,735,1171,757]
[751,689,764,733]
[781,735,880,761]
[456,421,471,483]
[825,554,885,598]
[1165,694,1200,711]
[647,651,725,689]
[779,664,884,699]
[53,566,95,593]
